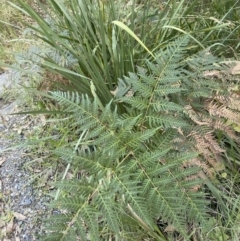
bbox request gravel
[0,71,50,240]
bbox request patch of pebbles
[0,137,48,241]
[0,71,50,240]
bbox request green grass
[0,0,33,65]
[1,0,240,240]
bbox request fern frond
[44,179,104,241]
[183,157,214,181]
[212,119,237,140]
[154,85,186,96]
[93,190,120,233]
[116,150,208,238]
[226,93,240,112]
[189,130,225,172]
[53,149,108,175]
[42,35,232,240]
[207,101,240,123]
[146,113,189,128]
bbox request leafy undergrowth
[1,0,240,240]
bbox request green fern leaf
[42,35,225,240]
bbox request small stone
[21,199,32,206]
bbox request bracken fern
[39,36,239,241]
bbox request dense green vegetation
[1,0,240,240]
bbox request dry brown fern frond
[211,92,240,111]
[185,104,237,140]
[186,101,237,139]
[204,131,225,154]
[228,97,240,112]
[224,93,240,112]
[173,130,220,177]
[207,101,240,124]
[189,130,225,172]
[182,157,214,180]
[211,119,237,140]
[184,105,209,126]
[184,99,238,174]
[193,114,237,140]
